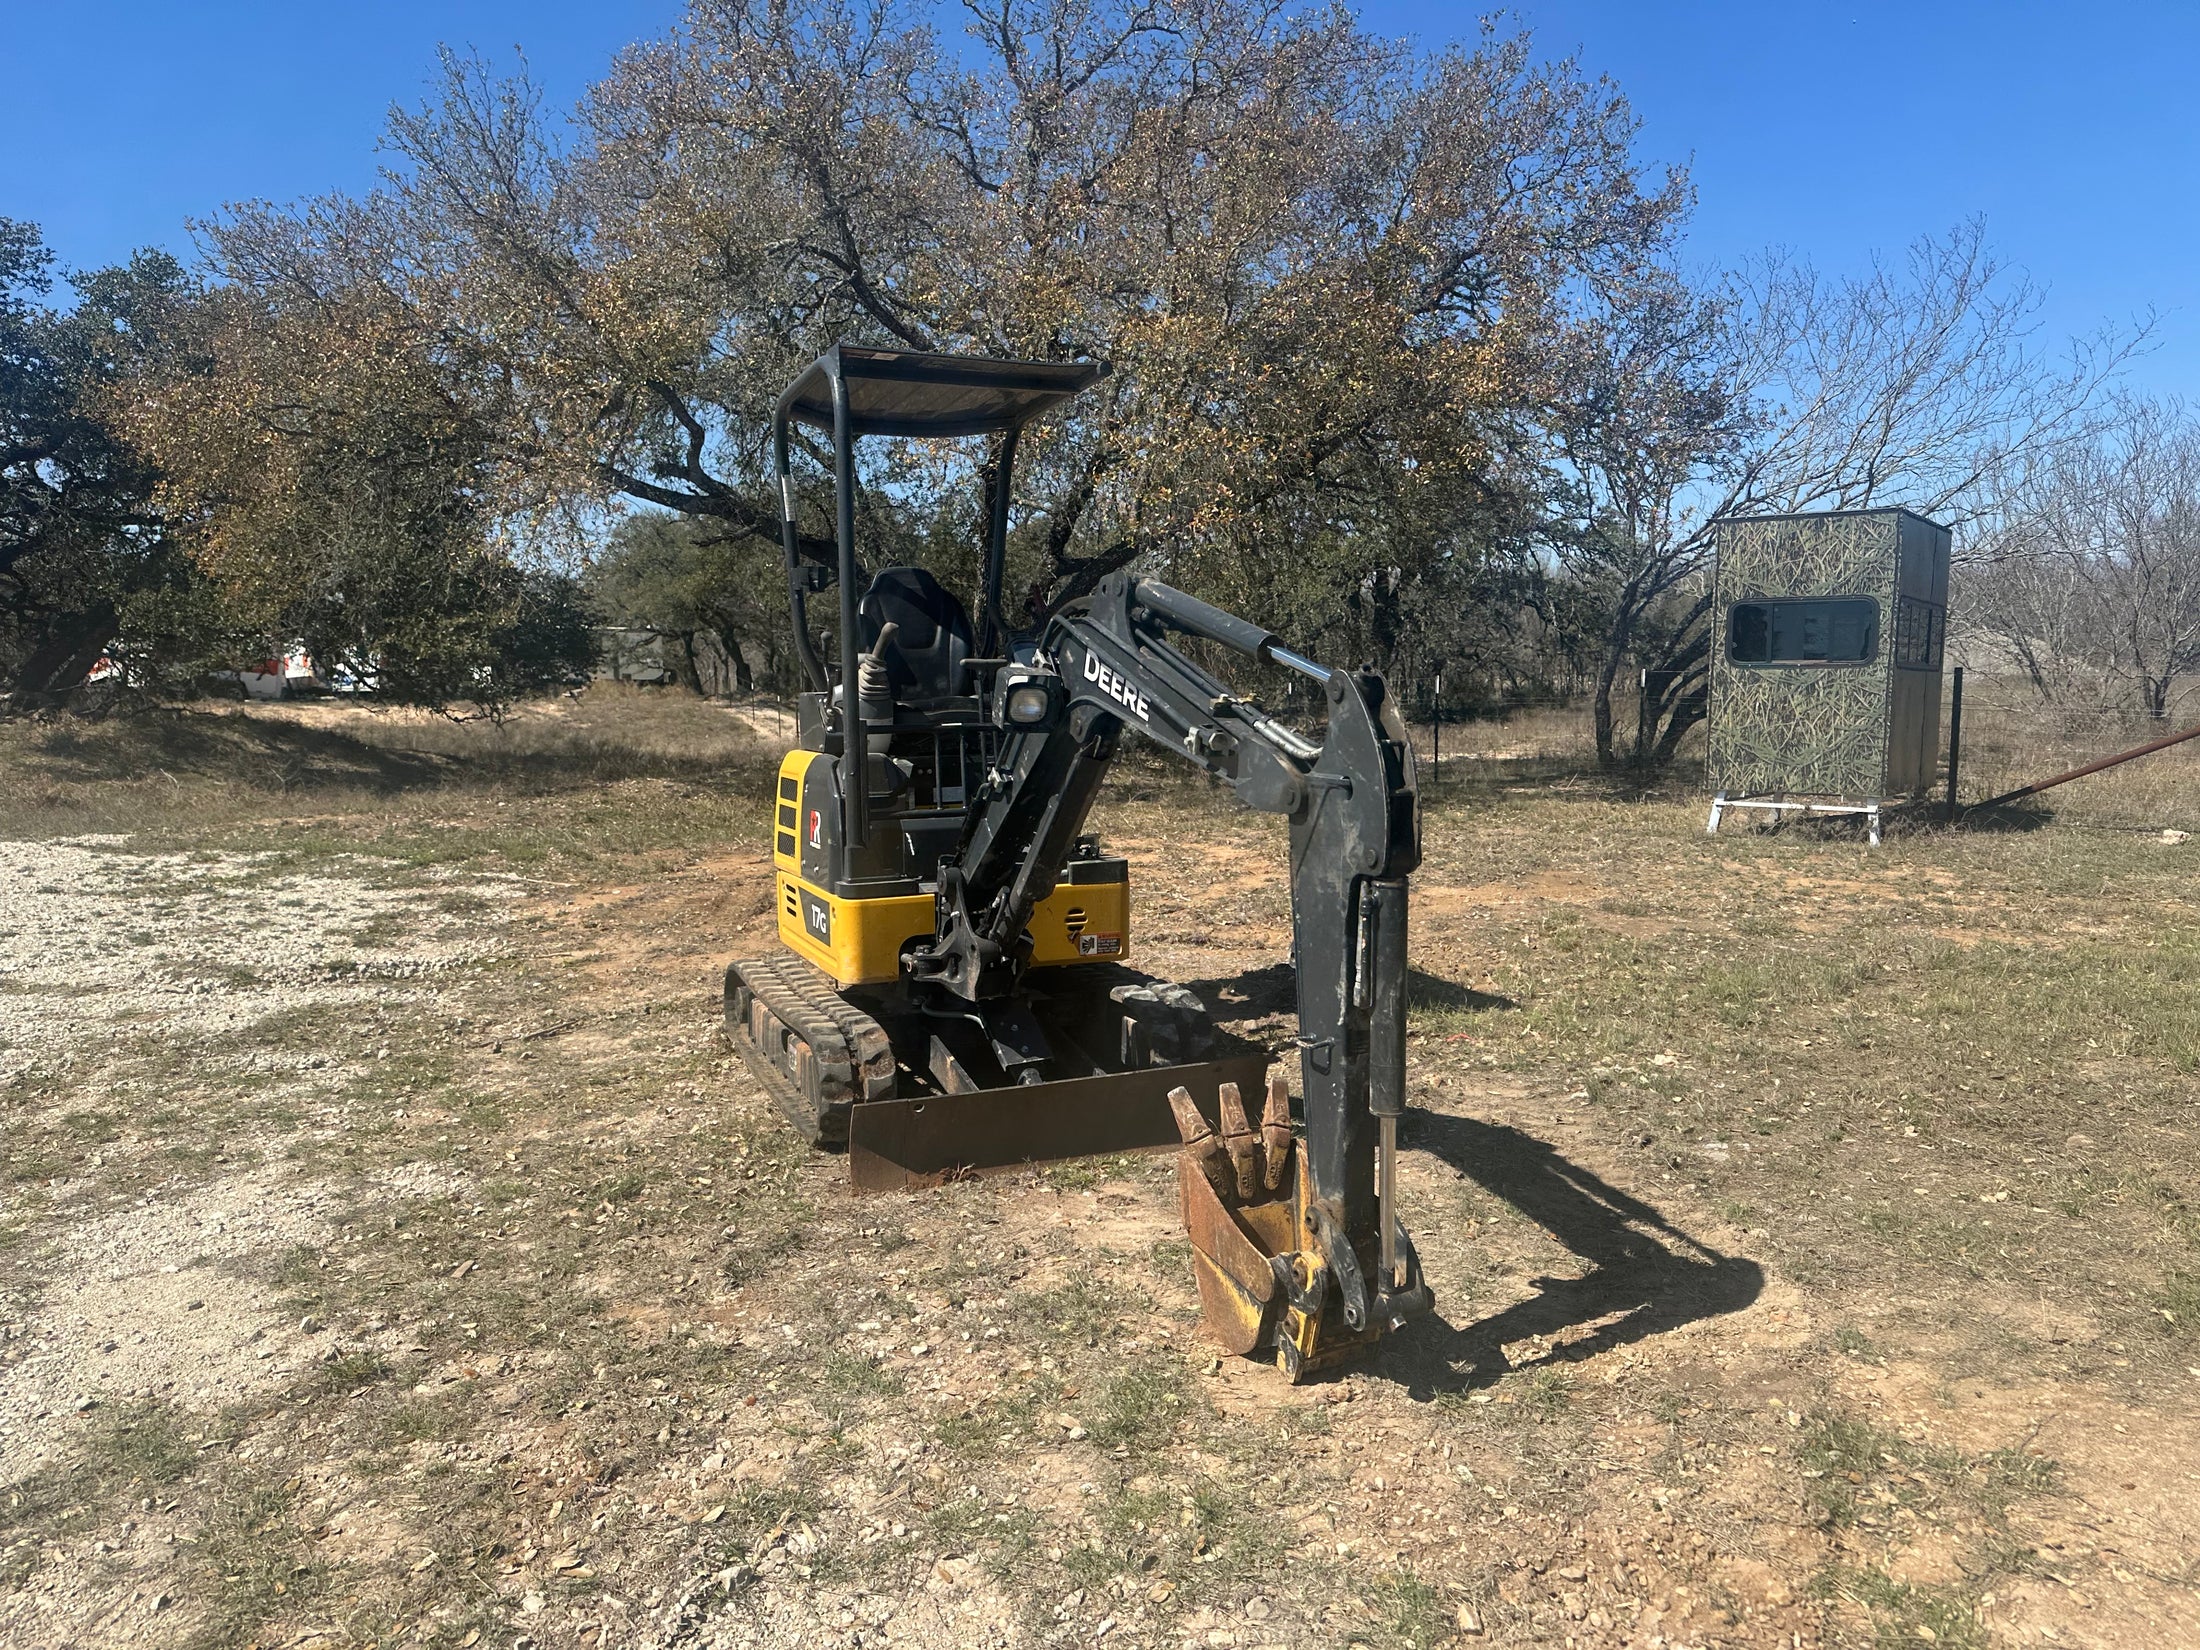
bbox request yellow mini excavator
[724,343,1431,1377]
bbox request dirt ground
[2,692,2197,1650]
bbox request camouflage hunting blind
[1706,509,1951,830]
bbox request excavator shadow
[1383,1113,1764,1400]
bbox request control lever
[858,621,899,758]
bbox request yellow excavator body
[769,749,1131,987]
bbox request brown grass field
[1,687,2197,1650]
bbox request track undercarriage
[723,956,1265,1190]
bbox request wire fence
[1395,675,2200,832]
[1414,700,1599,780]
[1946,673,2200,831]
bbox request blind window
[1727,598,1878,665]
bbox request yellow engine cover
[769,749,1130,988]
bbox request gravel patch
[0,1161,466,1486]
[0,836,513,1081]
[0,836,518,1485]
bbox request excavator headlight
[1004,683,1054,725]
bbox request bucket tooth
[1175,1069,1397,1378]
[1260,1072,1293,1192]
[1178,1065,1310,1361]
[1177,1152,1279,1354]
[1217,1081,1259,1202]
[1167,1085,1233,1201]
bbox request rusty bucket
[1169,1074,1302,1358]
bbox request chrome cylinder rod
[1263,642,1335,685]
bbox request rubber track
[725,954,895,1144]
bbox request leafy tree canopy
[1,221,210,703]
[180,0,1692,677]
[106,2,2132,749]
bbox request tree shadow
[32,712,449,793]
[1407,969,1516,1014]
[1381,1112,1763,1400]
[23,702,763,799]
[1183,961,1514,1019]
[1718,801,2053,840]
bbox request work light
[1005,683,1053,724]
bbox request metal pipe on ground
[1967,714,2200,814]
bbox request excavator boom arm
[906,572,1425,1337]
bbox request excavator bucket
[1170,1071,1382,1381]
[846,1053,1268,1192]
[1170,1074,1295,1355]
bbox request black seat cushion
[858,566,974,699]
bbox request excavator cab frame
[770,342,1108,852]
[743,343,1253,1157]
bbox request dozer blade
[847,1054,1267,1193]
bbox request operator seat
[858,566,974,701]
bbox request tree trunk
[2011,637,2052,700]
[9,607,119,706]
[1591,647,1623,770]
[1651,673,1711,766]
[1365,569,1404,676]
[1615,589,1715,772]
[692,630,748,697]
[673,631,704,694]
[1590,576,1652,770]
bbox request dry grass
[1422,676,2200,832]
[3,687,2198,1649]
[1954,682,2200,830]
[1411,704,1608,774]
[0,682,765,812]
[0,685,778,871]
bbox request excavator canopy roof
[776,343,1110,440]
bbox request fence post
[1432,672,1442,789]
[1944,665,1965,822]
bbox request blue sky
[6,0,2194,391]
